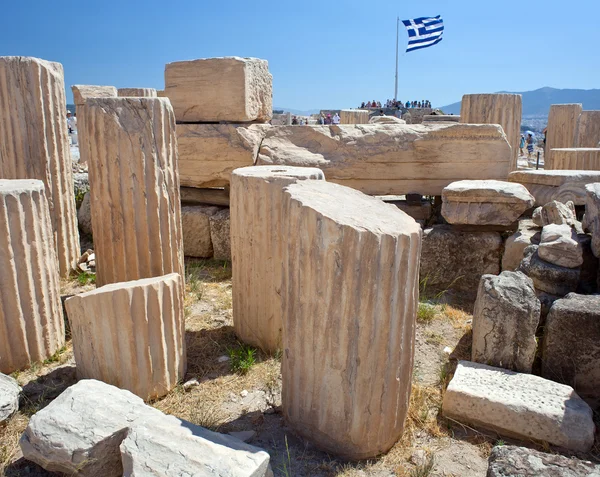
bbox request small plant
[417,302,437,323]
[74,188,89,209]
[77,271,96,286]
[411,454,435,477]
[495,439,505,447]
[228,343,257,375]
[277,435,293,477]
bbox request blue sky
[1,1,598,109]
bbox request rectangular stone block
[117,88,157,97]
[443,361,595,452]
[549,148,600,170]
[574,110,600,147]
[339,109,370,124]
[0,56,79,277]
[181,205,220,258]
[257,123,511,196]
[65,274,185,400]
[165,57,273,123]
[177,123,270,188]
[281,180,421,459]
[546,104,583,168]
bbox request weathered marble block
[209,208,231,261]
[574,110,600,148]
[549,148,600,170]
[0,179,64,374]
[181,205,220,258]
[546,104,583,168]
[538,224,583,268]
[532,200,577,228]
[117,87,157,97]
[472,272,540,372]
[441,180,534,226]
[0,56,79,277]
[231,166,325,353]
[165,57,273,123]
[65,274,185,400]
[281,180,421,459]
[460,93,522,171]
[339,109,370,124]
[584,183,600,257]
[443,361,595,452]
[82,97,184,286]
[502,220,541,271]
[518,245,580,296]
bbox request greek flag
[402,15,444,53]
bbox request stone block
[0,179,64,374]
[584,183,600,257]
[542,294,600,408]
[501,220,541,271]
[339,109,370,124]
[532,200,577,227]
[72,84,117,106]
[574,110,600,147]
[441,180,534,226]
[420,226,502,297]
[472,271,540,372]
[518,245,580,296]
[177,123,270,188]
[181,205,220,258]
[0,56,79,277]
[549,148,600,170]
[281,180,421,459]
[82,97,184,286]
[442,361,595,452]
[165,57,273,123]
[538,224,583,268]
[487,445,600,476]
[64,274,185,400]
[0,373,20,423]
[257,123,511,196]
[209,208,231,261]
[460,93,522,170]
[546,104,583,168]
[423,114,460,123]
[368,115,406,124]
[231,166,325,353]
[77,191,93,236]
[117,87,157,97]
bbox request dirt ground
[1,258,597,477]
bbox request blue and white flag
[402,15,444,53]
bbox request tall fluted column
[65,273,185,400]
[281,180,422,459]
[549,148,600,170]
[0,56,79,277]
[230,166,325,353]
[546,104,583,168]
[460,94,522,171]
[83,97,184,287]
[0,179,64,374]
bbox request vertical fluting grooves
[280,180,422,459]
[549,148,600,170]
[574,111,600,147]
[460,94,522,171]
[83,97,183,287]
[546,104,584,169]
[0,180,64,374]
[230,166,325,353]
[0,56,79,277]
[65,273,185,400]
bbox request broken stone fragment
[538,223,583,268]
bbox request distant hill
[441,87,600,116]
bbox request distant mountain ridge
[441,87,600,116]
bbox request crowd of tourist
[359,99,432,109]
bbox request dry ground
[1,259,598,476]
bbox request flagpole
[394,16,399,102]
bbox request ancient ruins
[0,52,600,477]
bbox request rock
[182,378,199,391]
[542,293,600,408]
[518,245,580,296]
[441,180,534,226]
[20,379,164,476]
[0,180,64,374]
[82,97,184,287]
[228,431,256,442]
[339,109,370,124]
[209,208,231,261]
[0,373,20,423]
[472,271,541,372]
[575,110,600,147]
[65,274,185,401]
[117,87,157,97]
[120,417,272,477]
[77,191,93,236]
[256,123,511,196]
[532,200,577,227]
[281,180,421,459]
[550,148,600,171]
[72,84,117,106]
[584,183,600,257]
[181,205,220,258]
[501,220,541,271]
[165,57,272,123]
[487,445,600,476]
[73,172,89,195]
[0,56,79,277]
[217,355,230,363]
[177,123,270,188]
[508,169,600,206]
[460,93,522,171]
[538,224,583,268]
[546,104,583,168]
[410,449,428,467]
[368,115,406,124]
[442,361,595,452]
[230,166,325,353]
[420,226,502,297]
